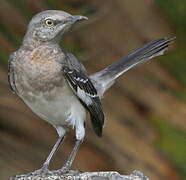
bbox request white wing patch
[77,87,92,105]
[62,66,105,136]
[73,76,89,83]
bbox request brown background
[0,0,185,180]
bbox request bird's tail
[90,37,175,97]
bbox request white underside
[19,83,86,140]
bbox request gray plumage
[90,37,175,96]
[8,10,175,174]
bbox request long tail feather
[90,37,175,96]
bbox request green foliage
[0,49,9,64]
[155,0,186,87]
[159,52,186,86]
[0,23,20,46]
[0,22,21,64]
[8,0,33,18]
[150,115,186,177]
[155,0,186,32]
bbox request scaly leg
[31,135,66,175]
[42,135,66,170]
[60,140,83,173]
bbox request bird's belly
[19,85,86,128]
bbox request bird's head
[23,10,88,48]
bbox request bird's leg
[30,135,66,175]
[42,135,66,170]
[60,139,83,173]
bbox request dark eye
[45,19,54,27]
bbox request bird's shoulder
[61,49,87,74]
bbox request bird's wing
[8,52,18,93]
[62,65,104,137]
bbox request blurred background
[0,0,185,179]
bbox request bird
[8,10,175,175]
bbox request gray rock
[11,170,149,180]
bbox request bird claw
[57,166,70,174]
[53,168,81,176]
[28,166,51,176]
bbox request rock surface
[11,170,148,180]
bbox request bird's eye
[45,19,54,27]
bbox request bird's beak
[58,15,88,35]
[66,15,88,25]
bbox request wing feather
[62,66,104,136]
[8,52,18,93]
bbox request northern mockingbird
[8,10,174,175]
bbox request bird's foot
[53,165,81,175]
[56,166,70,174]
[12,167,53,179]
[28,165,52,176]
